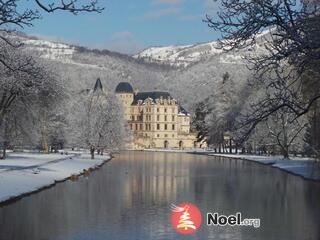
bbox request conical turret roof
[94,78,103,92]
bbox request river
[0,151,319,240]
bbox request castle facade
[115,82,205,149]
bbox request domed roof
[115,82,134,93]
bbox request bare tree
[0,0,103,29]
[205,0,320,134]
[266,108,307,158]
[0,0,103,69]
[0,0,102,157]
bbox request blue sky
[24,0,221,54]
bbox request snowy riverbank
[0,152,111,204]
[208,153,320,181]
[142,149,320,181]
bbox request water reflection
[0,151,319,240]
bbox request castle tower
[115,82,134,121]
[94,78,103,92]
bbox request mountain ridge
[5,31,260,112]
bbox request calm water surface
[0,151,320,240]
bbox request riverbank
[207,153,320,181]
[0,152,111,205]
[142,149,320,181]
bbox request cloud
[141,0,218,21]
[141,0,183,20]
[152,0,183,5]
[178,14,202,22]
[102,31,145,55]
[143,7,180,19]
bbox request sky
[24,0,222,55]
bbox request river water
[0,151,319,240]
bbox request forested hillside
[12,32,252,112]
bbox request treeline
[0,0,128,159]
[193,71,320,159]
[195,0,320,159]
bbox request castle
[115,82,205,149]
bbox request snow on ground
[142,149,320,181]
[0,152,110,204]
[133,41,223,67]
[209,153,320,181]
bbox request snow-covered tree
[205,0,320,135]
[265,109,307,159]
[193,72,246,151]
[69,79,126,159]
[0,43,64,158]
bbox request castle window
[164,108,167,113]
[164,115,167,121]
[135,124,138,130]
[165,134,168,137]
[172,124,175,130]
[140,124,143,130]
[157,124,160,130]
[157,108,160,112]
[157,115,160,121]
[130,124,132,130]
[157,134,160,138]
[164,124,167,130]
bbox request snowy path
[0,153,110,204]
[0,153,82,172]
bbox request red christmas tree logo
[170,202,202,234]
